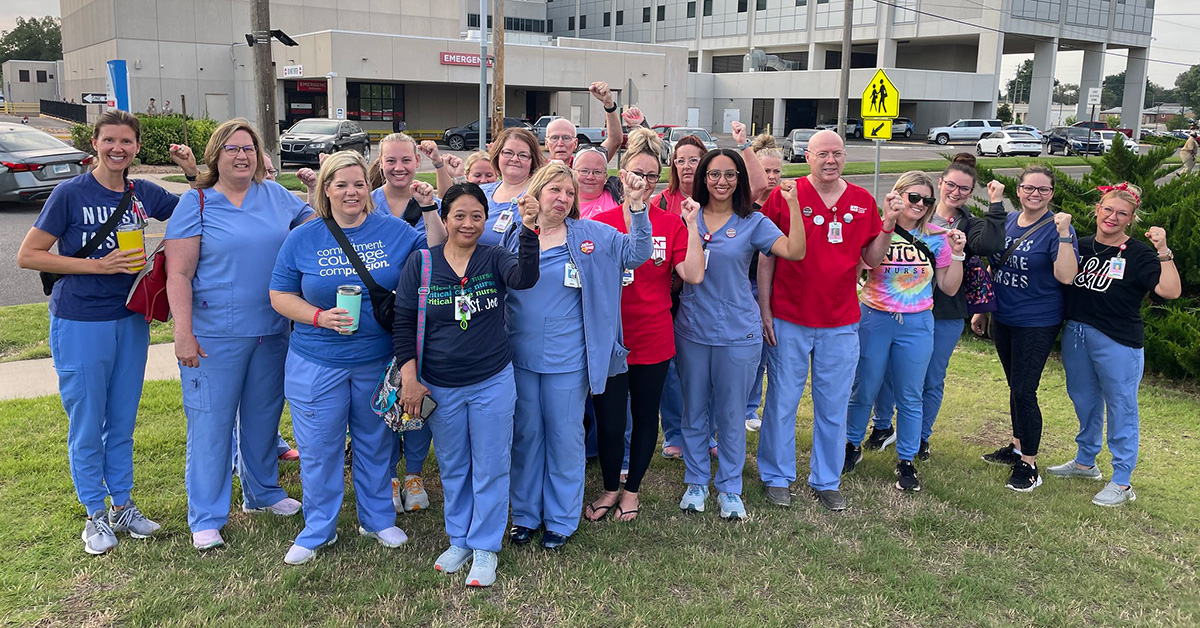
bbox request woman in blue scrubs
[392,183,540,587]
[165,118,313,551]
[674,149,806,520]
[477,128,545,246]
[17,110,196,555]
[268,151,423,564]
[501,162,653,550]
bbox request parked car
[1137,128,1163,141]
[650,124,677,137]
[926,119,1004,145]
[0,123,93,203]
[782,128,818,163]
[1073,120,1134,139]
[279,118,370,165]
[1003,124,1043,142]
[443,117,532,151]
[976,130,1043,157]
[816,118,863,139]
[531,115,608,145]
[1096,130,1141,155]
[1045,126,1105,155]
[891,117,915,138]
[661,127,718,165]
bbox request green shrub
[67,114,217,165]
[1141,135,1184,151]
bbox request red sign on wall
[297,80,327,92]
[440,52,494,67]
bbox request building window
[688,1,696,17]
[617,10,624,25]
[568,16,575,30]
[643,7,651,22]
[797,0,807,5]
[580,14,586,29]
[348,83,402,122]
[738,0,748,12]
[36,70,48,83]
[604,11,611,26]
[704,0,714,16]
[548,18,554,31]
[18,69,29,82]
[657,5,665,20]
[757,0,767,9]
[689,57,698,71]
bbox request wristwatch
[604,103,618,113]
[184,173,197,182]
[737,141,751,151]
[1158,249,1174,262]
[1058,236,1074,243]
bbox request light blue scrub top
[371,187,441,233]
[477,181,525,247]
[675,210,782,347]
[507,244,586,373]
[164,181,312,337]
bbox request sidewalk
[0,343,180,402]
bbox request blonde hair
[198,118,266,188]
[1097,182,1142,224]
[368,133,420,189]
[752,133,782,161]
[489,127,546,180]
[464,151,491,176]
[891,170,939,234]
[526,162,580,220]
[314,151,375,220]
[620,127,664,170]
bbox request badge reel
[564,262,582,288]
[827,220,843,244]
[453,295,472,321]
[1107,257,1126,280]
[493,208,515,232]
[622,268,635,286]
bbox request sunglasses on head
[906,192,936,208]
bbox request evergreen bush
[68,114,217,165]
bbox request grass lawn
[2,335,1198,626]
[0,303,173,363]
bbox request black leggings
[992,320,1060,457]
[592,360,671,493]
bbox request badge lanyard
[1106,242,1127,280]
[454,277,471,329]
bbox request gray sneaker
[1047,460,1103,480]
[108,499,162,539]
[811,488,847,511]
[82,509,118,555]
[764,485,792,507]
[1092,481,1136,507]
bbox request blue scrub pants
[846,307,934,462]
[182,333,290,533]
[388,423,433,477]
[285,351,394,549]
[758,319,859,492]
[661,359,717,451]
[50,313,149,514]
[1062,321,1143,486]
[746,342,769,421]
[872,318,964,440]
[426,366,517,553]
[511,367,589,536]
[675,336,761,494]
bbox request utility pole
[251,0,279,166]
[837,0,853,138]
[479,0,488,148]
[492,0,505,140]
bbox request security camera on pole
[861,68,899,199]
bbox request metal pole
[480,0,488,150]
[492,0,505,140]
[837,0,853,138]
[873,139,881,199]
[251,0,279,166]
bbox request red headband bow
[1096,182,1140,205]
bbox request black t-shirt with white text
[1064,236,1161,348]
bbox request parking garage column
[1121,47,1149,135]
[1026,38,1058,132]
[773,98,785,136]
[877,37,897,68]
[326,74,347,120]
[1075,43,1107,121]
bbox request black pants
[992,320,1060,457]
[592,360,671,493]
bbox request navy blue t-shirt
[990,211,1079,328]
[33,174,178,321]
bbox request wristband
[420,204,439,212]
[1058,236,1074,243]
[737,141,751,151]
[951,253,966,261]
[629,201,647,214]
[604,103,617,113]
[433,161,444,169]
[1158,249,1174,261]
[184,173,197,182]
[312,309,322,327]
[881,226,894,234]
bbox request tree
[1054,83,1079,106]
[1101,72,1125,109]
[997,103,1013,125]
[0,16,62,80]
[1175,65,1200,113]
[1006,60,1033,103]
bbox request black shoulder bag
[892,225,937,271]
[40,183,134,296]
[322,216,396,333]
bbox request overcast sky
[2,0,1197,89]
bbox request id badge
[1107,257,1126,280]
[493,209,514,233]
[564,262,582,288]
[453,295,472,321]
[622,268,635,286]
[828,220,844,244]
[703,249,710,269]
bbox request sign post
[861,69,899,199]
[1087,87,1102,124]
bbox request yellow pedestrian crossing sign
[864,119,892,140]
[861,69,899,119]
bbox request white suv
[927,119,1004,145]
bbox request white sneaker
[435,545,473,573]
[1047,460,1103,480]
[358,525,408,548]
[402,475,431,512]
[82,510,118,555]
[1092,481,1136,507]
[192,529,224,551]
[284,533,337,565]
[466,550,498,587]
[745,418,762,432]
[392,477,404,513]
[244,496,302,516]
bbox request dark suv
[443,117,532,151]
[1045,126,1104,155]
[279,119,370,165]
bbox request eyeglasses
[265,168,278,177]
[575,168,607,178]
[629,170,660,183]
[500,149,532,162]
[547,134,574,143]
[1018,184,1054,195]
[222,144,256,156]
[706,170,739,182]
[811,151,845,161]
[941,180,973,194]
[674,157,700,167]
[906,192,936,208]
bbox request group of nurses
[17,110,196,555]
[501,162,653,549]
[164,119,313,551]
[478,128,546,246]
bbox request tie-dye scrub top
[859,224,952,313]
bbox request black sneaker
[917,439,931,461]
[810,488,847,511]
[864,426,896,451]
[1006,461,1043,492]
[982,443,1021,466]
[842,442,863,474]
[894,460,920,492]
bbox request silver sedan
[0,124,92,203]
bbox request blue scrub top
[477,180,525,247]
[371,187,442,233]
[271,211,423,368]
[507,244,586,373]
[164,181,313,337]
[676,210,782,347]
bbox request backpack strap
[416,249,432,378]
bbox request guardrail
[2,102,41,116]
[40,99,88,124]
